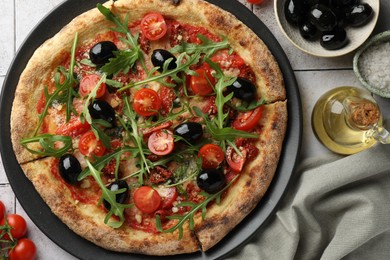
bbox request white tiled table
[1,0,389,259]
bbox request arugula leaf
[101,48,141,76]
[170,34,231,59]
[90,119,112,149]
[227,98,266,112]
[80,74,107,125]
[33,34,79,135]
[20,134,72,158]
[85,160,132,228]
[156,176,238,239]
[118,52,200,92]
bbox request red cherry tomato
[133,88,162,117]
[198,144,225,169]
[133,186,162,214]
[158,86,176,116]
[189,68,215,96]
[232,106,264,131]
[226,146,247,173]
[0,214,27,240]
[140,13,167,41]
[0,201,5,221]
[211,50,245,69]
[154,186,178,209]
[8,238,37,260]
[79,74,106,98]
[55,116,91,138]
[247,0,265,4]
[142,121,173,138]
[148,130,175,156]
[78,131,106,157]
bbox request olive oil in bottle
[312,86,383,155]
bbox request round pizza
[10,0,287,256]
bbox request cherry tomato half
[78,131,106,157]
[133,88,162,117]
[226,146,247,173]
[232,106,264,131]
[133,186,162,214]
[247,0,265,4]
[0,214,27,240]
[148,130,175,156]
[189,68,215,96]
[198,144,225,169]
[0,201,5,221]
[55,116,91,138]
[79,74,107,98]
[211,50,245,69]
[158,86,176,116]
[140,13,167,41]
[154,186,178,209]
[8,238,37,260]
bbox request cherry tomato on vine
[79,74,107,98]
[232,106,264,131]
[8,238,37,260]
[246,0,265,4]
[148,129,175,156]
[78,131,106,157]
[189,68,215,96]
[140,13,167,41]
[134,186,162,214]
[0,214,27,240]
[0,201,5,221]
[198,144,225,169]
[226,146,247,173]
[133,88,162,117]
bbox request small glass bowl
[353,30,390,98]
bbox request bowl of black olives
[275,0,380,57]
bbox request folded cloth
[228,144,390,260]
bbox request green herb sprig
[20,134,72,158]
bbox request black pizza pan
[0,0,302,259]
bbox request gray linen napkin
[228,144,390,260]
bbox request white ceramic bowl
[274,0,380,57]
[353,30,390,98]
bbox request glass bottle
[312,86,389,155]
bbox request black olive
[59,154,82,184]
[151,49,177,72]
[309,4,337,32]
[320,27,349,50]
[174,122,203,143]
[103,180,130,210]
[299,20,319,41]
[197,169,226,194]
[284,0,309,25]
[227,77,257,102]
[345,4,373,27]
[89,41,118,66]
[88,100,116,126]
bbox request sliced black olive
[151,49,177,72]
[103,180,130,210]
[197,169,226,194]
[299,20,319,41]
[89,41,118,66]
[174,122,203,143]
[309,4,337,32]
[320,27,349,50]
[227,77,257,102]
[88,100,116,126]
[345,4,373,27]
[59,154,82,184]
[284,0,309,25]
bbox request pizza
[10,0,287,255]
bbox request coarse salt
[358,41,390,91]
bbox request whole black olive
[330,0,357,8]
[197,169,226,194]
[227,77,257,102]
[151,49,177,72]
[345,4,373,27]
[89,41,118,66]
[103,180,130,210]
[59,154,82,184]
[284,0,309,25]
[299,20,319,41]
[174,122,203,143]
[320,27,349,50]
[88,100,116,126]
[309,4,337,32]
